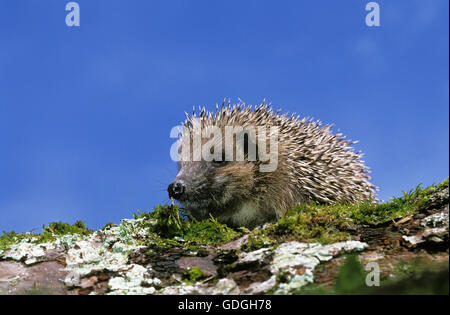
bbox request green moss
[240,228,275,251]
[0,231,32,252]
[238,202,355,248]
[146,204,184,239]
[133,204,241,250]
[352,178,448,224]
[269,203,353,243]
[183,216,240,245]
[40,221,91,239]
[0,220,92,252]
[182,266,207,284]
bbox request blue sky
[0,0,448,232]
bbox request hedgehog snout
[168,180,186,200]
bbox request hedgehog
[168,101,377,229]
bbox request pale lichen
[107,264,161,295]
[270,241,368,294]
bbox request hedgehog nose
[168,181,185,199]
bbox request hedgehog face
[168,159,256,221]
